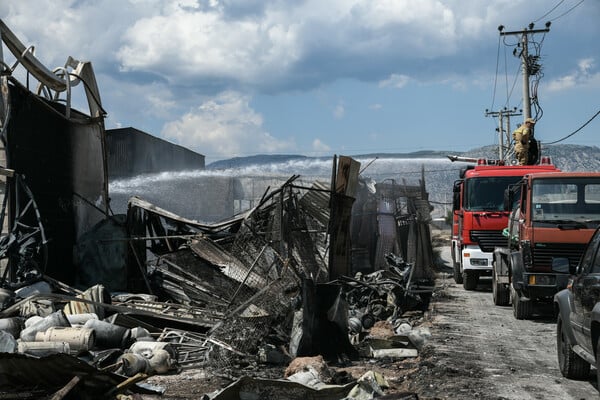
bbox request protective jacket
[512,124,531,165]
[512,125,530,152]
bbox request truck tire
[492,272,510,306]
[557,314,590,379]
[452,246,463,284]
[512,289,533,320]
[463,271,478,291]
[453,261,463,284]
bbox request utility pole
[485,107,522,161]
[499,22,550,122]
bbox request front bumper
[514,273,570,300]
[462,246,492,272]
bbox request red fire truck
[450,156,560,290]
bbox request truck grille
[470,230,506,252]
[532,243,585,269]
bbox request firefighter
[513,118,535,165]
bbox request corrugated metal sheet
[189,237,267,289]
[374,199,399,270]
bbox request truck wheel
[492,272,509,306]
[556,314,590,379]
[512,289,533,320]
[463,271,478,291]
[453,262,463,284]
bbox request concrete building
[106,127,205,179]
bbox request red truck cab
[496,171,600,318]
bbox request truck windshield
[465,176,522,211]
[531,178,600,224]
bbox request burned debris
[0,166,437,398]
[0,19,438,399]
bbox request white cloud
[369,104,383,110]
[379,74,410,89]
[312,138,331,153]
[1,0,596,160]
[97,74,178,131]
[1,0,574,93]
[116,6,301,85]
[161,91,295,160]
[578,58,594,73]
[0,1,148,70]
[333,103,345,119]
[353,1,457,43]
[547,57,600,91]
[547,75,577,91]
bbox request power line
[543,109,600,144]
[534,0,565,23]
[549,0,585,22]
[506,62,522,109]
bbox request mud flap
[510,252,525,293]
[493,249,510,284]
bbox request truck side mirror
[504,188,513,211]
[452,191,460,212]
[504,183,521,212]
[551,257,571,274]
[452,180,462,211]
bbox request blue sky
[1,0,599,163]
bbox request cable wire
[506,62,522,108]
[543,109,600,144]
[549,0,585,22]
[534,0,565,23]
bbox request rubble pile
[0,20,439,399]
[0,168,438,398]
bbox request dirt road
[407,247,598,399]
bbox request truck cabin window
[465,176,522,211]
[531,179,600,224]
